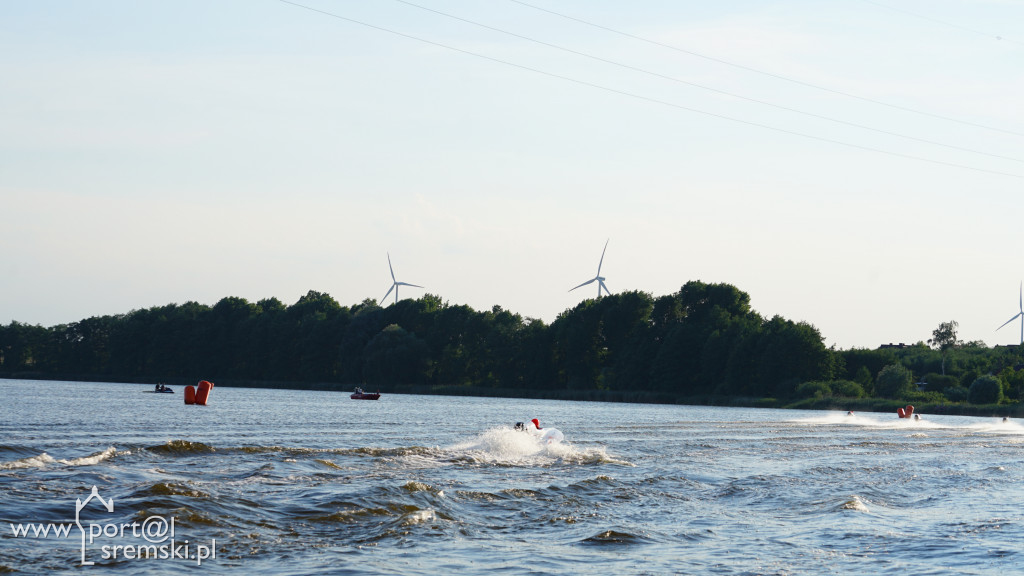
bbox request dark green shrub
[968,375,1003,405]
[876,364,914,399]
[923,373,959,392]
[944,386,969,402]
[831,380,865,398]
[796,380,831,399]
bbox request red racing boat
[350,387,380,400]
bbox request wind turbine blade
[380,284,395,304]
[569,277,597,292]
[596,239,609,275]
[997,312,1022,331]
[387,253,396,282]
[396,282,424,288]
[600,280,610,296]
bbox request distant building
[879,343,909,349]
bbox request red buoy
[184,385,196,405]
[195,380,214,406]
[897,405,915,418]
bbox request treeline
[1,280,1023,408]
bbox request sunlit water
[2,379,1023,574]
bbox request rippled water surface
[3,379,1024,574]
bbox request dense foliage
[2,281,1023,410]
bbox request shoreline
[3,373,1020,418]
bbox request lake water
[2,378,1023,575]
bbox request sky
[2,0,1023,350]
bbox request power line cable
[393,0,1024,165]
[860,0,1024,47]
[276,0,1023,179]
[507,0,1024,139]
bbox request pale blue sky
[2,0,1023,349]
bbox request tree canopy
[2,283,1023,412]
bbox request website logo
[9,485,217,567]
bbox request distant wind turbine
[380,253,423,305]
[569,239,611,298]
[996,282,1024,345]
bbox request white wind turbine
[996,282,1024,345]
[380,253,423,305]
[569,239,611,298]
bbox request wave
[145,440,217,454]
[839,495,870,513]
[402,480,443,495]
[0,446,117,470]
[138,481,210,498]
[134,431,629,474]
[400,509,437,526]
[0,444,39,458]
[963,420,1024,435]
[314,458,343,470]
[444,426,629,467]
[791,412,945,429]
[578,529,652,546]
[145,440,439,459]
[792,412,1024,435]
[64,446,118,466]
[0,452,57,470]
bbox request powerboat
[351,387,380,400]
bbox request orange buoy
[897,405,915,418]
[195,380,214,406]
[184,385,196,405]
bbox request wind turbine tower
[996,282,1024,345]
[380,253,423,305]
[569,239,611,298]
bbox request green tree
[551,299,606,390]
[796,380,831,399]
[928,320,962,376]
[945,386,969,402]
[854,366,873,389]
[362,324,430,387]
[876,363,914,399]
[922,373,959,394]
[999,367,1024,401]
[339,302,386,384]
[968,374,1003,405]
[840,347,897,394]
[751,317,836,398]
[832,380,865,398]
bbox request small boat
[152,385,174,394]
[350,387,380,400]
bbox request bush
[908,390,948,404]
[831,379,865,398]
[944,386,969,402]
[1000,367,1024,401]
[923,373,960,393]
[876,364,914,399]
[968,375,1003,405]
[796,381,832,399]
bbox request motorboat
[351,387,380,400]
